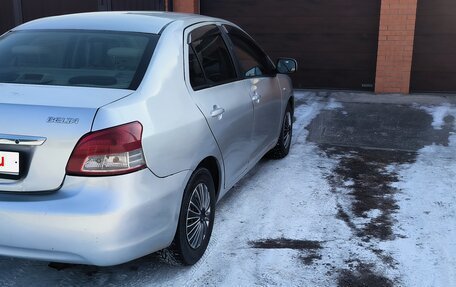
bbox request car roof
[13,12,221,34]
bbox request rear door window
[188,25,237,90]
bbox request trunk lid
[0,84,133,192]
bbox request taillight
[66,121,146,176]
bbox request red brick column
[172,0,199,14]
[375,0,418,94]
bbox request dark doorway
[411,0,456,93]
[201,0,381,90]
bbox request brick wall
[375,0,418,94]
[173,0,199,13]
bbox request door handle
[251,91,262,103]
[211,106,225,119]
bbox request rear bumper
[0,169,190,266]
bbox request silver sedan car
[0,12,296,266]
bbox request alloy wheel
[186,183,211,249]
[283,111,292,149]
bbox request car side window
[189,46,206,88]
[224,25,275,78]
[188,25,237,90]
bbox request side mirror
[276,58,298,74]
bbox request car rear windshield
[0,30,158,90]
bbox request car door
[223,25,283,158]
[185,24,255,188]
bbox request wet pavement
[303,91,456,286]
[307,101,454,151]
[322,146,416,241]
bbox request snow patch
[343,179,355,187]
[422,104,456,130]
[324,98,344,110]
[365,209,382,219]
[382,115,456,287]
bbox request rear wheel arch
[288,95,294,114]
[267,102,293,159]
[197,156,222,201]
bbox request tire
[268,104,293,159]
[166,168,216,265]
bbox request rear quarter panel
[92,22,223,179]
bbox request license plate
[0,151,20,175]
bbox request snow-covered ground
[0,92,455,287]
